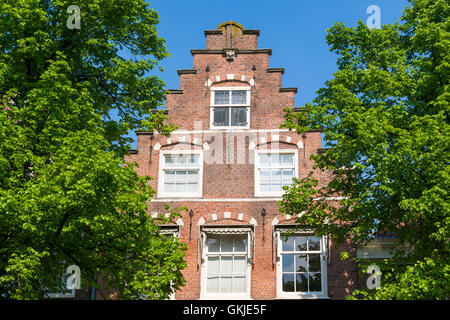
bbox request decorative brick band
[150,211,184,226]
[205,73,255,87]
[271,212,304,226]
[154,135,210,151]
[253,134,304,148]
[197,212,258,226]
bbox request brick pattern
[122,22,359,300]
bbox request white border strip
[152,196,348,202]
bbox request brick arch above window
[249,135,304,149]
[154,137,210,151]
[197,212,258,226]
[150,211,184,226]
[271,212,304,226]
[205,74,255,87]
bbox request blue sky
[128,0,410,147]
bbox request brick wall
[124,21,358,300]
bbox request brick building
[124,21,361,300]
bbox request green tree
[280,0,449,299]
[0,0,185,299]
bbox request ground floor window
[206,234,247,294]
[200,228,252,299]
[276,229,328,298]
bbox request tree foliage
[0,0,185,299]
[280,0,449,299]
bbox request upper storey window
[210,87,250,129]
[158,151,203,198]
[254,150,298,197]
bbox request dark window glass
[282,274,295,292]
[309,273,322,291]
[296,254,307,272]
[295,236,308,251]
[309,254,321,272]
[213,107,229,126]
[308,236,321,251]
[296,273,309,292]
[231,107,247,126]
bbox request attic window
[210,87,250,129]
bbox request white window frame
[275,230,328,299]
[254,149,299,197]
[157,150,203,198]
[210,86,251,130]
[200,231,252,300]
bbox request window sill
[209,126,250,130]
[274,294,330,300]
[157,195,203,199]
[254,193,284,198]
[199,295,253,300]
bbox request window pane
[234,238,247,252]
[175,183,186,193]
[282,254,294,272]
[207,237,220,252]
[231,90,246,104]
[221,256,233,274]
[282,274,295,292]
[214,91,229,104]
[213,107,229,126]
[295,236,308,251]
[187,155,199,167]
[281,154,294,166]
[176,155,187,166]
[231,107,247,126]
[165,155,175,166]
[186,170,198,182]
[271,170,282,182]
[221,237,233,252]
[233,276,246,293]
[309,273,322,292]
[308,237,321,251]
[309,254,321,272]
[234,256,246,273]
[260,183,270,192]
[207,276,219,293]
[296,254,307,272]
[164,183,176,193]
[296,273,309,292]
[260,170,270,181]
[271,155,281,166]
[208,256,219,274]
[270,182,282,192]
[282,170,294,184]
[259,155,270,167]
[282,236,294,251]
[175,170,186,180]
[186,183,198,193]
[164,170,176,182]
[221,276,232,293]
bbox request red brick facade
[124,21,359,300]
